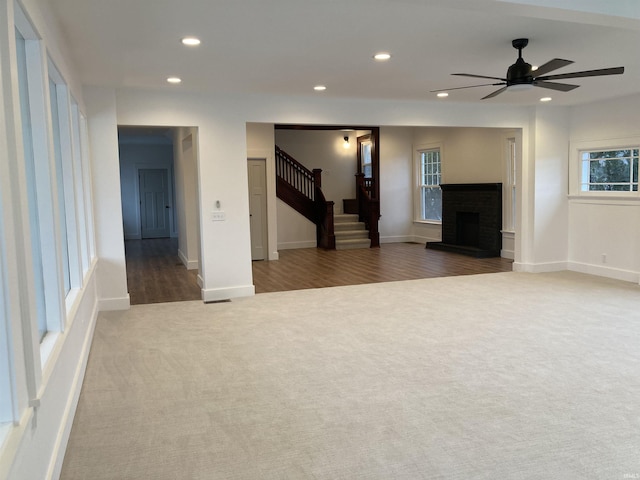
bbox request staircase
[334,214,370,250]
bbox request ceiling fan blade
[538,66,624,81]
[482,86,508,99]
[453,73,506,81]
[532,58,573,77]
[533,80,580,92]
[430,82,505,92]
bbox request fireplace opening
[456,212,480,247]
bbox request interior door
[248,159,268,260]
[139,168,170,238]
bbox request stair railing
[275,146,335,249]
[356,173,380,247]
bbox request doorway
[118,125,202,304]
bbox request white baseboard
[197,274,204,288]
[48,300,99,480]
[98,295,130,311]
[512,261,568,273]
[269,251,280,261]
[202,285,255,303]
[380,235,414,244]
[178,249,198,270]
[405,235,440,244]
[568,261,639,283]
[277,241,316,250]
[501,249,514,260]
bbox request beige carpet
[61,272,640,479]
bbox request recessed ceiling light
[540,96,552,102]
[437,92,449,98]
[531,65,539,71]
[373,52,391,61]
[314,85,327,91]
[167,77,182,84]
[181,37,201,46]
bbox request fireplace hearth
[427,183,502,258]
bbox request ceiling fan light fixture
[507,83,533,92]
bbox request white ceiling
[49,0,640,106]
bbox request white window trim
[502,131,520,233]
[414,142,443,224]
[79,112,97,262]
[48,59,82,297]
[569,136,640,197]
[70,99,90,277]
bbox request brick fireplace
[426,183,502,258]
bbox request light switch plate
[212,211,226,221]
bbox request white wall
[379,127,413,243]
[84,87,129,309]
[568,93,640,282]
[174,127,200,269]
[119,142,176,240]
[531,106,570,269]
[115,90,257,302]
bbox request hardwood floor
[253,243,513,293]
[126,239,513,303]
[125,238,200,305]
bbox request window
[70,100,90,276]
[418,147,442,222]
[580,148,638,192]
[361,141,372,178]
[0,205,16,425]
[504,137,517,231]
[48,76,72,294]
[15,26,48,340]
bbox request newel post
[313,169,322,189]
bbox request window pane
[16,28,47,340]
[422,186,442,221]
[589,158,630,184]
[49,78,71,294]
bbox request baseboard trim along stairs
[334,214,370,250]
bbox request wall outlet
[601,253,607,263]
[212,211,226,221]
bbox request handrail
[276,146,315,201]
[275,145,335,249]
[356,173,380,247]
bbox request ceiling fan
[432,38,624,99]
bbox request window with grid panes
[419,148,442,221]
[580,148,639,192]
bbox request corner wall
[568,93,640,282]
